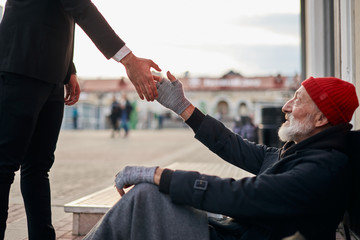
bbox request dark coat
[167,115,352,239]
[0,0,124,84]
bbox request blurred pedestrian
[119,94,133,137]
[157,113,164,129]
[239,116,257,143]
[72,107,79,129]
[232,116,243,135]
[110,97,121,138]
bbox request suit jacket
[0,0,125,84]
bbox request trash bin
[258,107,285,147]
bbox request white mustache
[285,113,294,122]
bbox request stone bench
[64,186,121,236]
[64,162,253,236]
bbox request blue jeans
[0,72,64,240]
[120,120,129,134]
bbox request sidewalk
[5,128,222,240]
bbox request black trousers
[0,72,64,240]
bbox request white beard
[278,113,315,143]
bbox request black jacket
[160,109,352,239]
[0,0,124,84]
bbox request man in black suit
[0,0,161,239]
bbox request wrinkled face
[278,86,319,143]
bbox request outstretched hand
[121,53,161,101]
[156,71,191,115]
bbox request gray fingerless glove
[156,78,191,115]
[115,166,158,189]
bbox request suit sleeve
[64,62,77,84]
[71,62,77,75]
[60,0,125,59]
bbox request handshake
[155,71,191,115]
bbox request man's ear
[314,112,329,127]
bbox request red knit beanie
[301,76,359,125]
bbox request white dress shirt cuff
[112,45,132,62]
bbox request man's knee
[106,183,162,222]
[127,183,159,198]
[120,183,164,209]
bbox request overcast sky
[0,0,301,78]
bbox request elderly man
[84,74,359,240]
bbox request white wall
[0,6,3,22]
[304,0,326,77]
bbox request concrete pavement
[5,128,222,240]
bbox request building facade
[62,73,299,131]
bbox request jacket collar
[280,123,352,158]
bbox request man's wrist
[154,167,164,186]
[119,52,136,68]
[112,45,132,62]
[180,104,195,121]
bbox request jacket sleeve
[64,62,77,84]
[168,150,349,220]
[195,115,273,175]
[70,62,77,75]
[60,0,125,59]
